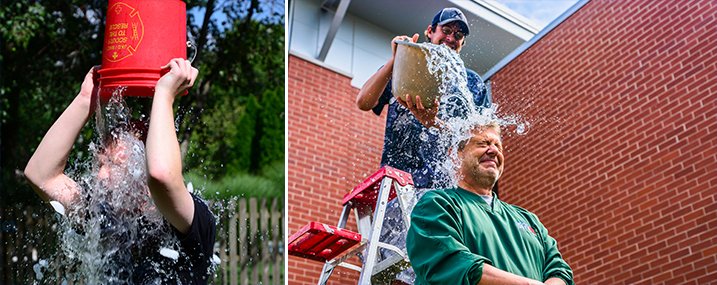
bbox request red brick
[652,270,674,284]
[289,54,386,283]
[700,245,717,259]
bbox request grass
[184,161,285,199]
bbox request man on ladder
[356,7,494,284]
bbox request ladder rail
[394,182,416,228]
[291,166,416,285]
[357,176,395,285]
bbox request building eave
[482,0,591,80]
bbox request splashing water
[417,43,531,188]
[33,259,49,280]
[423,43,477,113]
[49,201,66,216]
[41,89,181,284]
[377,43,534,283]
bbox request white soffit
[290,0,545,75]
[450,0,540,41]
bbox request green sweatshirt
[406,187,574,285]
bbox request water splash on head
[45,89,179,284]
[417,43,530,188]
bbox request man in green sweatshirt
[406,122,574,285]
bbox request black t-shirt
[128,194,216,284]
[172,194,217,284]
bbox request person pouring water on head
[24,59,216,284]
[355,7,494,284]
[356,7,492,190]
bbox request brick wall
[491,1,716,284]
[287,55,387,284]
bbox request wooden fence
[0,197,284,285]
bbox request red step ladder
[288,166,417,284]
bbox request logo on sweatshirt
[516,221,537,236]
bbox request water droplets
[160,247,180,260]
[49,90,182,284]
[49,201,66,216]
[211,254,221,265]
[187,181,194,193]
[33,259,49,280]
[411,43,533,188]
[516,122,530,135]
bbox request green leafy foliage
[234,94,260,173]
[185,86,286,178]
[260,87,285,167]
[1,0,107,205]
[185,160,284,199]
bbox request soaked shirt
[166,194,216,285]
[372,69,490,188]
[93,194,216,284]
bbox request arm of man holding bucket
[357,34,446,130]
[356,34,419,110]
[146,58,198,235]
[24,66,100,211]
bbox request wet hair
[101,118,149,153]
[128,118,149,142]
[457,121,501,152]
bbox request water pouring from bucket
[353,8,536,283]
[393,40,476,111]
[391,39,532,187]
[23,1,216,282]
[27,61,211,284]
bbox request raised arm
[145,58,198,235]
[356,34,418,111]
[24,67,100,209]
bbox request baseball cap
[432,7,470,36]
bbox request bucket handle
[187,41,197,63]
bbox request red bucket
[99,0,187,98]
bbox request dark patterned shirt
[372,69,490,188]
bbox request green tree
[234,94,260,173]
[260,87,285,167]
[1,0,108,206]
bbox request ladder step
[343,166,413,208]
[288,221,362,262]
